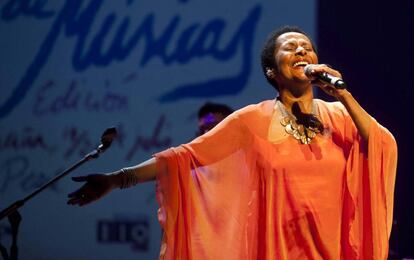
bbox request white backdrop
[0,0,315,259]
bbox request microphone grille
[304,64,315,77]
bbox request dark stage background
[318,0,413,257]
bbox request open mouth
[292,61,309,68]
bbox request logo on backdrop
[97,214,150,252]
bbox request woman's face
[272,32,318,87]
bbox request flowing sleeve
[153,109,256,259]
[333,104,398,259]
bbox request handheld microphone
[304,64,347,89]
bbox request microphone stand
[0,127,117,260]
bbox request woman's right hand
[67,174,119,206]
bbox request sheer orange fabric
[155,99,397,260]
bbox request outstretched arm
[68,106,250,206]
[67,158,157,206]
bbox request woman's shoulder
[315,98,349,116]
[230,100,275,136]
[234,99,275,117]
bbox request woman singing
[68,26,397,260]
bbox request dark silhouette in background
[197,102,234,136]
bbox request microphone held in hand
[304,64,347,89]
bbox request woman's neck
[278,87,314,114]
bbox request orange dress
[155,99,397,260]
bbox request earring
[266,68,274,78]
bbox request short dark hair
[198,102,233,119]
[260,25,317,91]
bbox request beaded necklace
[276,99,322,144]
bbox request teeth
[293,61,309,67]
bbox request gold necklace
[276,100,322,144]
